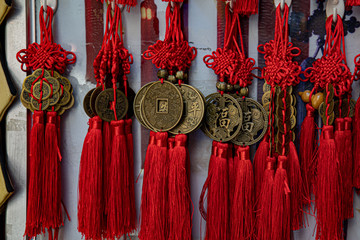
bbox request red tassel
[139,131,168,240]
[125,119,137,230]
[78,116,103,239]
[346,0,360,6]
[254,134,269,200]
[299,104,316,205]
[42,112,63,235]
[25,111,45,238]
[343,117,354,219]
[271,155,290,240]
[199,141,218,221]
[100,0,137,7]
[256,156,276,240]
[353,98,360,189]
[231,145,254,240]
[205,142,230,240]
[315,125,343,240]
[103,120,112,233]
[232,0,259,16]
[288,142,303,230]
[168,134,191,240]
[228,143,235,209]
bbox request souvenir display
[136,1,200,239]
[78,2,136,239]
[199,0,264,239]
[303,12,353,239]
[16,6,76,239]
[257,3,303,239]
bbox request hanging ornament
[136,1,200,240]
[304,13,353,239]
[257,3,303,239]
[16,6,76,240]
[78,3,136,239]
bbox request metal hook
[274,0,291,10]
[326,0,344,22]
[170,1,183,11]
[41,0,57,14]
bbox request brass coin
[276,119,291,134]
[276,142,290,156]
[290,115,296,129]
[133,82,154,130]
[324,84,334,101]
[31,98,50,111]
[32,81,51,100]
[141,81,183,132]
[54,103,62,112]
[350,99,356,118]
[45,76,60,94]
[262,91,271,105]
[63,95,75,110]
[21,89,32,104]
[321,111,335,125]
[333,100,349,118]
[59,76,72,92]
[263,83,271,93]
[95,88,129,122]
[263,102,270,113]
[59,90,71,106]
[277,131,292,145]
[23,75,38,93]
[32,68,50,78]
[276,105,291,121]
[319,100,334,118]
[202,93,243,142]
[231,97,268,146]
[90,86,103,114]
[58,107,66,116]
[169,84,205,135]
[49,92,61,106]
[83,88,96,118]
[277,93,292,109]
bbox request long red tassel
[315,125,343,240]
[253,134,269,200]
[271,155,290,240]
[231,145,254,240]
[78,116,103,239]
[42,111,63,236]
[353,98,360,189]
[228,143,234,210]
[125,119,137,231]
[139,131,156,238]
[206,142,230,240]
[343,117,354,219]
[288,141,303,230]
[139,131,168,240]
[168,134,191,240]
[346,0,360,6]
[256,156,276,240]
[103,120,112,233]
[299,104,315,205]
[25,111,45,238]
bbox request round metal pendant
[32,82,51,100]
[83,88,96,118]
[46,76,60,94]
[49,92,61,106]
[231,97,268,146]
[95,88,129,122]
[31,98,50,111]
[141,81,183,132]
[169,84,205,135]
[90,86,103,114]
[20,89,31,109]
[133,82,154,129]
[202,93,243,142]
[59,89,71,106]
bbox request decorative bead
[311,92,324,110]
[216,82,226,92]
[234,84,241,92]
[239,87,249,97]
[226,84,234,93]
[167,75,177,83]
[298,90,311,103]
[157,69,169,79]
[176,71,184,80]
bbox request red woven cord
[346,0,360,6]
[99,0,137,9]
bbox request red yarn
[42,112,63,237]
[346,0,360,6]
[102,120,112,234]
[78,116,104,240]
[253,134,269,200]
[168,134,191,240]
[343,117,354,219]
[24,111,45,238]
[231,145,254,240]
[205,142,230,240]
[232,0,258,16]
[256,156,275,240]
[139,132,168,240]
[315,125,343,240]
[228,143,235,209]
[271,156,290,240]
[353,98,360,189]
[299,104,316,205]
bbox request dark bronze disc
[23,75,38,93]
[169,84,205,135]
[31,98,50,111]
[231,97,268,146]
[83,88,96,118]
[95,88,129,122]
[59,90,71,106]
[134,82,154,129]
[90,86,103,114]
[59,76,72,92]
[32,81,51,100]
[46,76,60,94]
[141,81,183,132]
[262,91,271,105]
[49,92,61,106]
[20,89,31,109]
[202,93,243,142]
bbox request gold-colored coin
[59,90,71,106]
[23,75,37,93]
[141,81,184,132]
[32,81,51,100]
[202,93,243,142]
[57,107,66,116]
[63,95,75,111]
[31,98,50,111]
[262,91,271,105]
[133,82,154,130]
[21,89,31,104]
[321,111,335,125]
[49,92,61,106]
[263,102,270,113]
[46,77,60,94]
[319,100,334,118]
[83,88,96,118]
[277,93,292,109]
[169,84,205,135]
[263,83,271,93]
[90,86,103,114]
[33,68,51,78]
[59,76,72,92]
[324,84,334,101]
[350,99,356,118]
[95,88,128,122]
[231,97,268,146]
[290,115,296,129]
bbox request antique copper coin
[134,82,154,129]
[32,81,51,100]
[83,88,96,118]
[31,98,50,111]
[169,84,205,135]
[202,93,242,142]
[46,76,60,94]
[90,86,103,114]
[231,97,268,146]
[95,88,129,122]
[49,92,61,106]
[59,89,71,106]
[141,81,183,132]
